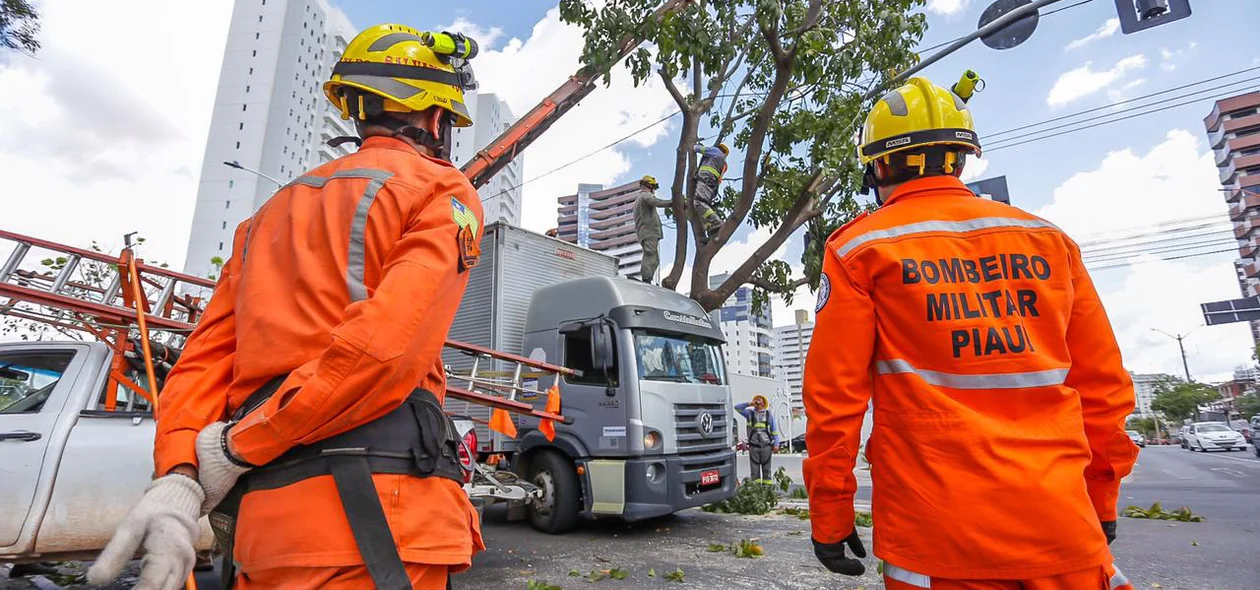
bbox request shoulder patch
[452,197,481,272]
[815,273,831,313]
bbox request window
[242,104,247,112]
[235,141,241,149]
[228,180,234,188]
[238,122,244,130]
[245,85,250,93]
[632,330,725,385]
[249,67,253,75]
[222,221,227,230]
[258,15,263,22]
[0,351,75,414]
[225,201,230,209]
[564,329,619,386]
[252,50,257,57]
[219,242,224,251]
[255,33,260,40]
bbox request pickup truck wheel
[527,451,580,534]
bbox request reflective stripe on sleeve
[1110,565,1132,589]
[884,564,931,588]
[834,217,1057,258]
[875,359,1068,390]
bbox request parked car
[1228,419,1252,444]
[1178,425,1190,448]
[787,434,807,454]
[1126,430,1146,448]
[1183,422,1248,452]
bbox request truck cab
[511,277,737,532]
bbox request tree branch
[747,274,810,294]
[785,0,825,38]
[760,19,786,62]
[659,69,688,111]
[661,107,702,291]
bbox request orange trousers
[236,563,449,590]
[884,563,1133,590]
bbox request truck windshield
[632,330,726,385]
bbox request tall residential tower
[1206,90,1260,344]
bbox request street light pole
[223,160,282,189]
[1151,328,1193,382]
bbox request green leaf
[648,568,656,577]
[569,569,582,577]
[528,581,563,590]
[706,543,728,552]
[608,568,628,580]
[734,539,764,558]
[854,511,874,528]
[665,568,685,582]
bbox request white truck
[444,223,738,533]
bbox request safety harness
[748,409,774,446]
[209,376,465,590]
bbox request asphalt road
[4,445,1256,589]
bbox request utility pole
[1152,328,1193,382]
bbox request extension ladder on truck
[0,227,569,443]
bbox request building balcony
[1228,194,1260,220]
[1245,260,1260,279]
[1221,160,1238,184]
[1239,238,1258,259]
[589,202,635,220]
[1243,174,1260,191]
[1235,216,1260,239]
[591,225,635,241]
[1205,91,1260,132]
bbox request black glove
[1101,520,1117,545]
[812,529,867,576]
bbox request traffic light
[1113,0,1192,34]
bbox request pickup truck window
[0,351,75,414]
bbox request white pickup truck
[0,339,501,568]
[0,340,216,564]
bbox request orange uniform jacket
[154,136,485,572]
[803,176,1138,580]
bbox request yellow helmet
[752,394,767,406]
[717,143,730,156]
[324,24,474,127]
[640,175,659,189]
[858,77,980,166]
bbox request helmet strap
[338,88,454,160]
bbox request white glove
[87,474,203,590]
[195,421,252,516]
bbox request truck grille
[674,403,729,454]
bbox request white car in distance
[1183,422,1248,452]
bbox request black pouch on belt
[210,376,464,590]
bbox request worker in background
[89,25,485,590]
[802,76,1137,590]
[735,394,780,484]
[692,143,728,239]
[633,174,672,284]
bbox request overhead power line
[1086,247,1238,273]
[986,84,1260,153]
[986,67,1260,140]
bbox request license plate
[700,470,720,486]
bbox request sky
[2,0,1259,381]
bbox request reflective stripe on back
[875,359,1068,389]
[834,217,1057,258]
[884,564,931,588]
[272,168,396,301]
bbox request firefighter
[735,394,780,484]
[89,25,485,590]
[634,174,672,283]
[692,143,727,238]
[802,77,1138,590]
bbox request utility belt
[209,376,465,590]
[748,429,773,446]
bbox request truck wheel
[527,451,580,534]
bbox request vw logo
[698,412,714,436]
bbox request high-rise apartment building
[557,180,647,279]
[1206,90,1260,344]
[707,274,774,378]
[449,91,523,226]
[184,0,355,279]
[185,2,523,279]
[774,309,814,411]
[1128,372,1166,418]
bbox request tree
[0,0,40,55]
[559,0,926,311]
[1150,379,1220,423]
[1237,393,1260,421]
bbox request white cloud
[1065,18,1119,51]
[440,17,505,50]
[458,8,678,233]
[926,0,970,15]
[1106,78,1146,103]
[1034,131,1251,381]
[1159,42,1196,72]
[1046,54,1146,108]
[959,155,990,182]
[0,1,232,269]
